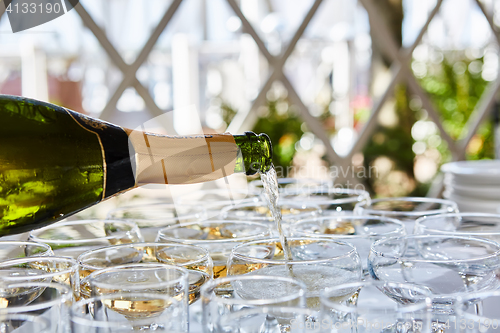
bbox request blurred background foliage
[237,1,496,198]
[222,95,304,175]
[222,47,496,198]
[363,52,494,197]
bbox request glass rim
[415,213,500,235]
[293,215,406,238]
[176,188,262,207]
[220,201,322,220]
[354,197,458,217]
[321,281,432,314]
[370,234,500,263]
[77,242,211,270]
[0,313,50,326]
[219,305,317,325]
[0,240,53,256]
[70,292,183,328]
[85,263,189,291]
[200,274,306,306]
[0,256,78,281]
[281,187,370,201]
[0,282,71,313]
[293,197,366,206]
[28,219,141,245]
[156,220,273,244]
[249,177,333,190]
[106,202,207,222]
[231,237,359,265]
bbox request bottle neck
[128,131,240,185]
[127,131,272,185]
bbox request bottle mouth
[259,133,273,157]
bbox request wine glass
[0,256,79,300]
[456,291,500,333]
[320,281,432,333]
[415,213,500,242]
[0,282,72,333]
[107,203,207,241]
[156,220,272,278]
[227,237,363,310]
[280,187,370,214]
[0,241,53,261]
[86,263,189,327]
[368,235,500,314]
[176,188,261,219]
[354,197,459,233]
[28,219,143,258]
[291,216,406,273]
[77,242,213,303]
[220,201,321,227]
[71,292,188,332]
[201,275,307,333]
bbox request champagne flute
[71,292,188,332]
[107,203,207,241]
[291,216,406,274]
[0,256,79,301]
[354,197,459,233]
[77,242,212,303]
[227,237,363,310]
[368,235,500,314]
[415,213,500,242]
[28,219,143,258]
[0,282,72,333]
[0,241,53,261]
[201,275,307,333]
[320,281,432,333]
[156,220,272,278]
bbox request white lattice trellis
[1,0,499,193]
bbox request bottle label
[128,131,239,185]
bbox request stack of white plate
[442,160,500,213]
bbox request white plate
[444,192,500,214]
[441,160,500,185]
[455,201,500,214]
[443,182,500,200]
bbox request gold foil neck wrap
[128,131,238,185]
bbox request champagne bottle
[0,95,272,235]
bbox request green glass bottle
[0,95,272,236]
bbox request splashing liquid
[260,166,293,272]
